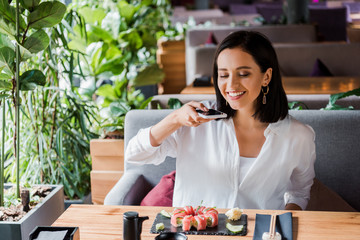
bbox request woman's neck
[233,109,267,130]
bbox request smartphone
[196,109,227,119]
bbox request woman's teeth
[228,91,245,97]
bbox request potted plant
[0,0,72,239]
[67,0,172,204]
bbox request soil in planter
[0,186,52,222]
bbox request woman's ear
[263,68,272,86]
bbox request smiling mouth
[228,91,245,97]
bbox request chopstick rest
[262,215,282,240]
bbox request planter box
[0,184,64,240]
[90,139,124,204]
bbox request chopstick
[269,214,276,239]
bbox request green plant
[0,0,98,205]
[0,0,66,205]
[322,88,360,110]
[67,0,175,134]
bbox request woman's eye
[239,73,249,77]
[219,75,228,78]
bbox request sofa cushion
[310,58,333,76]
[306,178,357,212]
[140,171,176,207]
[205,32,218,45]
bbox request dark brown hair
[213,30,288,122]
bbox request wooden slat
[90,171,123,205]
[53,205,360,240]
[90,139,124,171]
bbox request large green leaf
[0,16,16,39]
[95,84,117,101]
[118,1,136,24]
[0,32,14,48]
[78,7,106,25]
[323,88,360,110]
[132,64,165,87]
[109,101,131,117]
[0,0,26,30]
[0,46,15,73]
[89,25,114,42]
[96,56,125,75]
[0,79,12,90]
[28,1,66,29]
[119,29,143,50]
[19,44,33,60]
[20,0,40,10]
[24,29,50,53]
[19,69,46,91]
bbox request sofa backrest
[275,42,360,76]
[124,109,360,211]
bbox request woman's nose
[228,74,239,88]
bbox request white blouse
[126,104,316,210]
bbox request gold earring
[262,85,269,104]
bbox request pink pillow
[140,171,176,207]
[205,32,218,45]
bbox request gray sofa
[186,24,317,85]
[148,94,360,110]
[104,109,360,212]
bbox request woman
[126,31,315,210]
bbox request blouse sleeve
[284,125,316,210]
[125,126,178,166]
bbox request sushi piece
[184,206,195,216]
[195,205,206,215]
[193,215,207,230]
[171,212,186,227]
[204,211,218,227]
[173,207,185,215]
[182,215,194,231]
[203,207,218,215]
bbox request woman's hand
[172,101,213,127]
[150,101,215,147]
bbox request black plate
[155,232,188,240]
[150,213,247,236]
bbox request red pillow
[205,32,218,45]
[140,171,176,207]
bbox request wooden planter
[0,184,64,240]
[157,39,186,94]
[90,139,124,205]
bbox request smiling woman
[108,31,316,211]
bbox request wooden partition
[90,139,124,204]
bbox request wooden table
[53,205,360,240]
[180,77,360,95]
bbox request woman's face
[217,47,272,113]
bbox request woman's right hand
[149,101,213,147]
[171,101,213,127]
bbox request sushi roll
[182,215,194,231]
[193,215,207,230]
